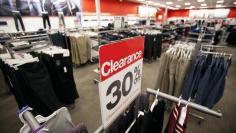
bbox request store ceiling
[128,0,236,9]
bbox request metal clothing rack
[4,34,52,59]
[95,88,222,133]
[147,88,222,117]
[200,50,232,57]
[200,44,233,58]
[201,44,229,51]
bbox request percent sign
[134,65,141,84]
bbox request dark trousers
[13,12,25,31]
[38,53,79,105]
[49,32,67,48]
[42,13,51,29]
[18,61,61,116]
[144,34,162,60]
[213,31,222,45]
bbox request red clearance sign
[98,36,144,129]
[99,36,145,81]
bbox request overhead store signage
[189,9,230,18]
[138,6,157,17]
[98,37,144,129]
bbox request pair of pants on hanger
[42,13,51,29]
[13,12,25,31]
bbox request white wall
[0,16,84,32]
[0,16,140,32]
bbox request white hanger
[177,95,182,106]
[185,98,191,108]
[4,53,34,65]
[35,46,70,57]
[137,111,144,117]
[150,89,159,112]
[13,57,39,70]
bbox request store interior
[0,0,236,133]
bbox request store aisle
[0,47,236,133]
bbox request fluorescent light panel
[201,3,207,6]
[175,5,181,8]
[166,2,173,5]
[185,3,191,5]
[147,0,154,4]
[197,0,205,2]
[216,0,224,4]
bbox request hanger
[185,98,191,108]
[177,95,182,106]
[13,57,39,70]
[150,89,159,112]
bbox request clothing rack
[146,88,222,118]
[94,88,222,133]
[200,50,232,57]
[4,34,52,58]
[200,44,232,57]
[19,106,41,131]
[201,44,226,48]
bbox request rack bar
[201,45,227,48]
[200,50,232,57]
[6,35,49,44]
[94,125,104,133]
[22,111,41,131]
[147,88,222,118]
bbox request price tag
[98,37,144,129]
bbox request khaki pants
[69,35,91,65]
[70,36,81,65]
[76,36,90,64]
[168,55,179,96]
[155,53,171,93]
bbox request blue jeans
[204,58,231,108]
[182,56,205,100]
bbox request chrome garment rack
[200,44,233,58]
[146,88,222,117]
[4,34,52,59]
[200,50,232,57]
[95,88,222,133]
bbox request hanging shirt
[174,106,189,133]
[164,104,181,133]
[128,100,166,133]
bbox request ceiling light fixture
[175,5,181,8]
[190,6,195,8]
[216,0,224,4]
[166,2,173,5]
[216,4,223,7]
[185,3,191,5]
[234,2,236,4]
[167,6,176,10]
[154,2,166,7]
[201,3,207,6]
[146,0,154,4]
[200,6,208,8]
[197,0,205,2]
